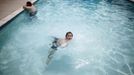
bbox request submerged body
[51,38,70,49]
[46,32,73,64]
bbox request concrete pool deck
[0,0,37,27]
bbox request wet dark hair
[26,1,32,6]
[65,32,73,37]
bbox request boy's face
[66,33,73,40]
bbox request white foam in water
[0,0,134,75]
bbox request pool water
[0,0,134,75]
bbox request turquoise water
[0,0,134,75]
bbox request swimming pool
[0,0,134,75]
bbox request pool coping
[0,0,37,27]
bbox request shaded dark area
[0,11,23,31]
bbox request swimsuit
[51,38,59,50]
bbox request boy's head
[26,1,32,6]
[65,32,73,40]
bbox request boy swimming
[46,32,73,64]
